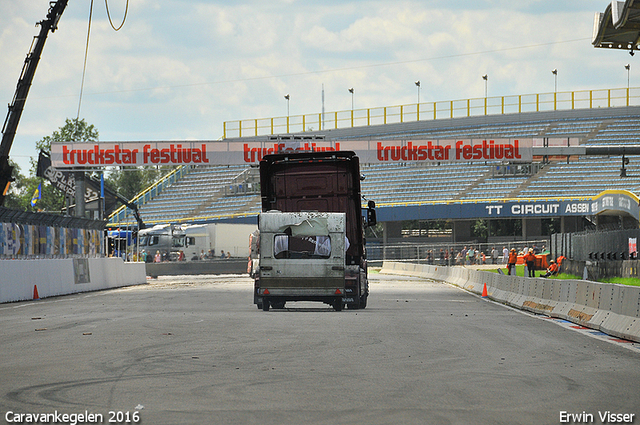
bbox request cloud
[0,0,623,173]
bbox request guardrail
[223,86,640,138]
[381,261,640,343]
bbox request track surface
[1,273,639,425]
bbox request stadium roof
[593,0,640,53]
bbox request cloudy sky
[0,0,630,173]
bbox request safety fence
[0,222,103,259]
[552,228,640,263]
[223,86,640,138]
[0,207,107,259]
[366,239,549,265]
[562,259,640,281]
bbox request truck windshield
[172,236,185,248]
[274,234,331,259]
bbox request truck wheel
[360,294,368,309]
[333,299,343,311]
[262,300,270,311]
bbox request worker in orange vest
[541,260,559,278]
[523,248,536,277]
[507,248,518,275]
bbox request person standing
[502,246,509,265]
[523,248,536,277]
[508,248,518,275]
[491,246,498,264]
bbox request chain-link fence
[366,239,549,266]
[552,228,640,262]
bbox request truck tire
[333,299,343,311]
[262,300,270,311]
[360,294,368,309]
[271,301,286,309]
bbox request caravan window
[274,234,331,259]
[148,235,160,246]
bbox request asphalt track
[1,272,639,425]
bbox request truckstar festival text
[58,144,210,166]
[50,139,532,167]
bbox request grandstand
[110,104,640,241]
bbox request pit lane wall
[0,257,146,303]
[380,261,640,343]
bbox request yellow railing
[223,87,640,139]
[108,165,189,223]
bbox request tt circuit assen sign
[377,191,640,222]
[50,138,533,167]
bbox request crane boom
[0,0,69,205]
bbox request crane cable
[76,0,129,135]
[105,0,129,31]
[75,0,94,138]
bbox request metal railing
[223,87,640,138]
[367,239,550,266]
[108,165,191,224]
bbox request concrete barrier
[380,261,640,343]
[0,257,146,303]
[144,258,248,277]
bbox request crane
[0,0,69,206]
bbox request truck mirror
[367,200,376,227]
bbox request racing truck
[253,150,376,311]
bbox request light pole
[348,87,354,110]
[482,74,488,98]
[415,81,421,104]
[626,64,631,89]
[552,69,558,93]
[625,64,631,106]
[482,75,488,115]
[284,94,290,133]
[284,94,290,117]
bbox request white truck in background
[182,223,257,261]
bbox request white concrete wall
[0,257,146,303]
[381,261,640,342]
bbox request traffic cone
[481,283,488,298]
[33,285,40,300]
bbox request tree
[31,118,98,166]
[106,166,167,200]
[2,159,29,210]
[472,219,488,241]
[13,118,101,212]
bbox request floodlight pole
[284,94,290,133]
[482,75,488,115]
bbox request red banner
[50,138,533,167]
